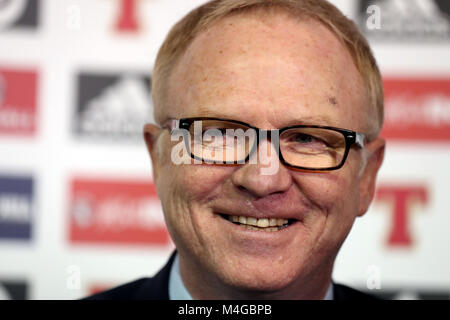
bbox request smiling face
[146,10,384,299]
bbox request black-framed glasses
[162,117,366,171]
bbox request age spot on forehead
[328,96,338,106]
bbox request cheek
[156,139,218,202]
[156,162,236,254]
[168,165,233,203]
[293,169,360,223]
[294,173,345,210]
[156,156,236,223]
[292,170,360,264]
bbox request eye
[203,126,222,132]
[290,133,325,146]
[281,131,330,154]
[202,127,228,138]
[293,133,315,144]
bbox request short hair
[152,0,384,139]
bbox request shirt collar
[169,253,193,300]
[169,253,333,300]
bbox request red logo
[0,68,38,135]
[376,185,428,247]
[115,0,140,32]
[382,78,450,141]
[69,178,170,245]
[89,284,111,295]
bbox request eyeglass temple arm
[161,119,180,131]
[355,132,366,148]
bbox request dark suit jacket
[85,252,378,300]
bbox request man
[88,0,385,300]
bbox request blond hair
[152,0,384,139]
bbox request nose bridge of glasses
[246,129,281,163]
[256,128,279,142]
[255,129,281,155]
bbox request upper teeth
[229,215,289,228]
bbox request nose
[231,139,292,198]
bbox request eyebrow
[282,115,337,127]
[194,109,227,118]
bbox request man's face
[147,12,383,298]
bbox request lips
[220,214,296,232]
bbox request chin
[219,261,302,294]
[227,276,299,297]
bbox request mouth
[219,214,296,232]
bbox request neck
[178,252,335,300]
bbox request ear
[358,137,385,217]
[143,123,163,181]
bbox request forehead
[164,10,367,131]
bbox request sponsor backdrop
[0,0,449,300]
